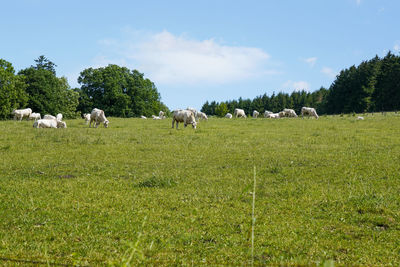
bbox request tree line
[0,56,168,119]
[201,52,400,116]
[1,52,399,120]
[201,89,328,117]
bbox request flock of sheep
[11,108,67,128]
[225,107,319,119]
[165,106,319,129]
[138,108,208,129]
[11,108,109,128]
[10,106,320,130]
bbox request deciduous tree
[0,59,28,119]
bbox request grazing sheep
[281,109,298,118]
[90,108,109,128]
[172,109,197,129]
[301,107,319,119]
[263,110,273,118]
[252,110,260,118]
[266,113,280,119]
[196,111,208,121]
[83,113,91,124]
[29,113,41,121]
[234,108,247,118]
[12,108,32,121]
[33,119,66,128]
[225,113,233,119]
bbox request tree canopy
[33,55,57,74]
[0,59,28,119]
[77,64,168,117]
[0,57,168,120]
[324,52,400,114]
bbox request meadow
[0,114,399,265]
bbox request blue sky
[2,0,399,110]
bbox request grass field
[0,114,399,265]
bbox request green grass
[0,114,399,265]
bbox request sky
[1,0,399,110]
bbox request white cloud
[394,41,400,52]
[302,57,317,67]
[96,30,276,85]
[321,67,337,78]
[356,0,361,6]
[282,80,310,91]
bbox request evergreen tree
[227,100,238,114]
[208,101,217,115]
[373,52,400,111]
[200,101,211,114]
[33,55,57,74]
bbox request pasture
[0,114,399,265]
